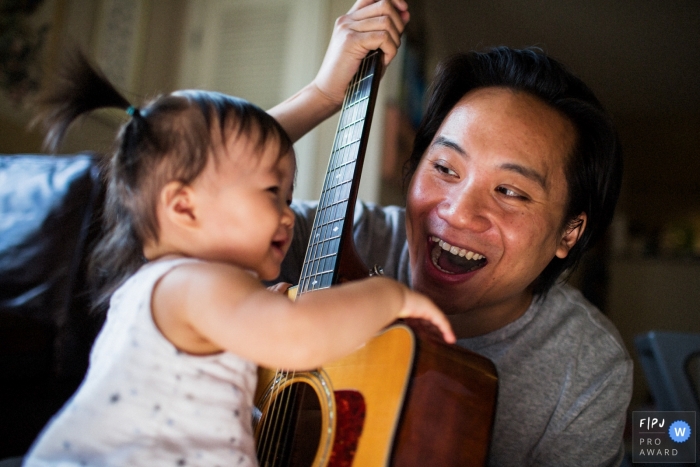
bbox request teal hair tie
[126,106,137,117]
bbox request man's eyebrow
[432,136,466,155]
[500,163,547,189]
[432,135,547,189]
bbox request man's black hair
[405,47,623,296]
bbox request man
[269,1,632,465]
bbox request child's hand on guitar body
[266,281,292,295]
[396,285,457,344]
[266,277,456,344]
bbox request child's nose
[281,204,295,229]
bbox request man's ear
[160,181,198,227]
[555,212,587,259]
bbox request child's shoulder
[152,257,263,302]
[157,256,259,280]
[148,256,268,354]
[118,256,260,300]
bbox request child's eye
[496,186,529,200]
[267,186,280,195]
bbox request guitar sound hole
[256,381,322,467]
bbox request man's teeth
[430,236,484,260]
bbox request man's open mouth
[429,236,487,275]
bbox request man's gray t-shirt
[277,200,633,467]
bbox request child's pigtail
[117,106,151,188]
[32,49,148,313]
[33,49,132,151]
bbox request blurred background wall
[2,0,699,423]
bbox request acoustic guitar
[254,50,498,467]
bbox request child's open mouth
[429,236,487,275]
[271,237,289,256]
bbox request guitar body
[255,321,497,467]
[254,50,498,466]
[256,323,415,467]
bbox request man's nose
[436,183,491,233]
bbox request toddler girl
[22,52,454,467]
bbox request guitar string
[283,54,371,465]
[260,71,356,465]
[258,70,364,462]
[259,65,365,465]
[280,55,370,464]
[302,51,375,290]
[259,51,376,466]
[256,369,279,463]
[299,66,373,293]
[253,85,358,463]
[304,91,371,287]
[301,51,375,463]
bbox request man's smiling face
[405,87,585,334]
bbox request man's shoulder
[352,201,406,235]
[484,283,632,467]
[537,283,631,364]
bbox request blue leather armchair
[0,154,105,457]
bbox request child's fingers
[421,305,456,344]
[399,292,456,344]
[267,282,292,294]
[436,319,456,344]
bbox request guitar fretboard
[297,51,381,295]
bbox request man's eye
[433,162,457,176]
[497,186,528,200]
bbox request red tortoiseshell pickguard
[328,390,366,467]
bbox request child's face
[192,131,295,280]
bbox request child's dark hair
[34,50,293,311]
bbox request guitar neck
[297,50,383,296]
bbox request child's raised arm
[269,0,410,143]
[152,261,453,370]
